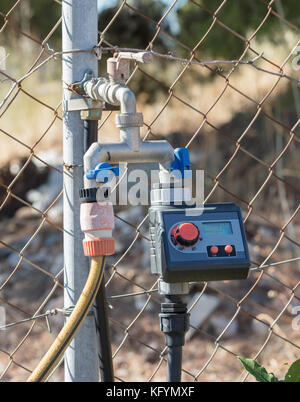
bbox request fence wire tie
[96,46,300,84]
[98,45,265,66]
[0,308,62,331]
[63,162,83,170]
[92,45,102,59]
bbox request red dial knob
[173,223,199,247]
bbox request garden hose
[27,256,106,382]
[83,119,114,382]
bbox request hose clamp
[63,306,95,317]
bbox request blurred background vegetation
[0,0,299,382]
[1,0,300,56]
[0,0,299,211]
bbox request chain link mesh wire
[0,0,299,381]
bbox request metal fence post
[62,0,99,382]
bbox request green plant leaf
[238,357,279,382]
[285,359,300,382]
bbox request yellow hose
[27,256,106,382]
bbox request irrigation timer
[149,203,250,283]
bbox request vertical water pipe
[62,0,99,381]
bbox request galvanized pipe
[83,78,175,189]
[84,79,141,152]
[83,140,174,188]
[84,79,137,113]
[62,0,99,382]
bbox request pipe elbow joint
[114,86,136,114]
[121,87,136,113]
[159,142,175,170]
[83,142,109,187]
[84,142,102,174]
[83,78,137,115]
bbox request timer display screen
[202,222,233,236]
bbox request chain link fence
[0,0,299,381]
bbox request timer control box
[149,203,250,283]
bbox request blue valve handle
[170,148,191,176]
[86,149,189,182]
[86,162,119,183]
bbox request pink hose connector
[80,201,115,256]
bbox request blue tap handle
[86,162,119,183]
[170,148,191,177]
